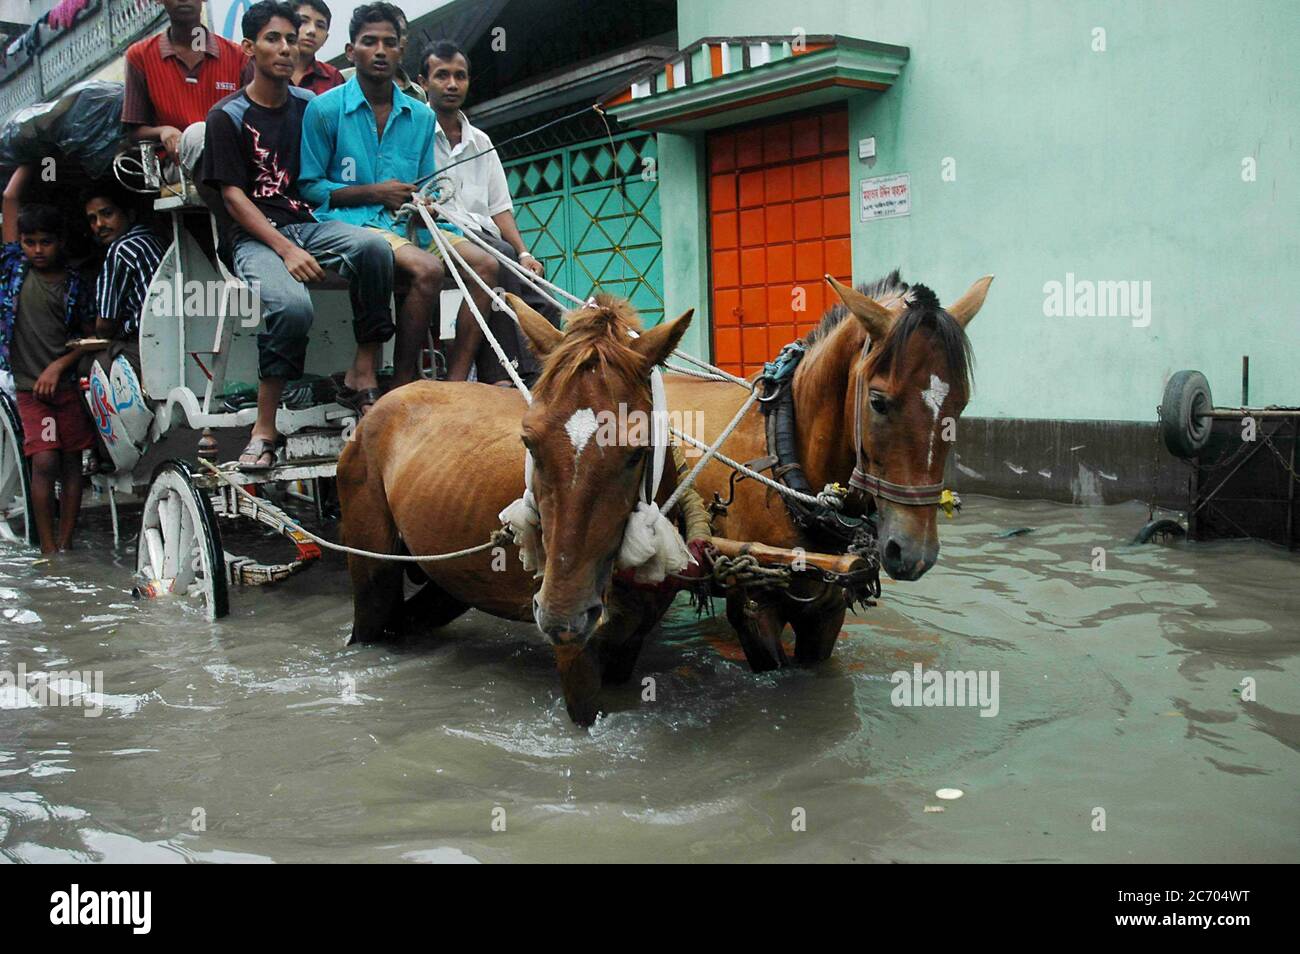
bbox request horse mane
[807,269,974,394]
[533,293,648,399]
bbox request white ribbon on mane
[498,365,690,584]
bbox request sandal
[238,435,284,471]
[336,385,382,418]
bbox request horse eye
[869,391,890,414]
[626,447,647,469]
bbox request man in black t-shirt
[202,0,394,470]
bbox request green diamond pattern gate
[505,132,663,327]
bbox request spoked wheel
[135,460,229,620]
[0,389,34,546]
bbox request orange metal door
[707,106,853,377]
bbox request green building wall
[660,0,1298,423]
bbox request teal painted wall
[662,0,1299,421]
[658,131,710,359]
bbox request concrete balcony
[0,0,164,124]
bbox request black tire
[1159,370,1213,459]
[1133,518,1187,544]
[0,389,35,546]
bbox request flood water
[1,495,1296,863]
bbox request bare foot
[343,371,379,392]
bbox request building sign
[860,173,910,221]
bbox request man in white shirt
[419,40,561,385]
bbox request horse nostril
[884,538,903,565]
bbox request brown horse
[658,270,991,670]
[337,293,693,724]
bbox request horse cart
[0,184,390,620]
[1,76,917,686]
[1149,362,1300,548]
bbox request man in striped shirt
[81,186,165,379]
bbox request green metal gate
[504,131,663,327]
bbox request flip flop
[238,435,285,471]
[337,385,382,418]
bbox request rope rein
[199,459,514,562]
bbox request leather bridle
[848,336,948,508]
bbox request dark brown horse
[337,294,692,724]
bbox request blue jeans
[231,220,394,381]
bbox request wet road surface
[1,496,1296,862]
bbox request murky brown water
[1,495,1296,863]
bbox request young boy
[241,0,345,94]
[1,169,95,553]
[301,3,499,388]
[202,0,394,468]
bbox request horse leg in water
[725,589,789,671]
[592,585,675,687]
[554,643,602,726]
[787,583,847,664]
[339,448,404,643]
[398,575,470,634]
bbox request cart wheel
[0,389,34,546]
[135,460,229,620]
[1159,370,1213,459]
[1133,518,1187,544]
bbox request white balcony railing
[0,0,166,123]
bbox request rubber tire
[0,389,34,546]
[1159,370,1213,459]
[136,459,229,620]
[1133,518,1187,544]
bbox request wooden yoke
[707,537,866,577]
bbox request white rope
[417,205,553,573]
[660,347,754,389]
[662,386,761,515]
[669,426,827,509]
[428,200,754,391]
[421,201,688,583]
[200,461,510,562]
[418,203,533,401]
[663,360,739,383]
[616,364,692,583]
[221,199,788,569]
[429,201,585,309]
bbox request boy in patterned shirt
[1,167,95,553]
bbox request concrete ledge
[946,417,1191,507]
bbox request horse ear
[630,309,694,368]
[946,275,994,327]
[825,275,892,340]
[507,293,563,357]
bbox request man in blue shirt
[299,2,498,386]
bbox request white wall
[206,0,455,60]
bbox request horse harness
[711,336,950,598]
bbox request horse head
[507,293,693,644]
[825,272,991,581]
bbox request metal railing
[0,0,166,122]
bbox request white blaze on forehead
[921,374,950,421]
[565,408,599,457]
[921,374,950,470]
